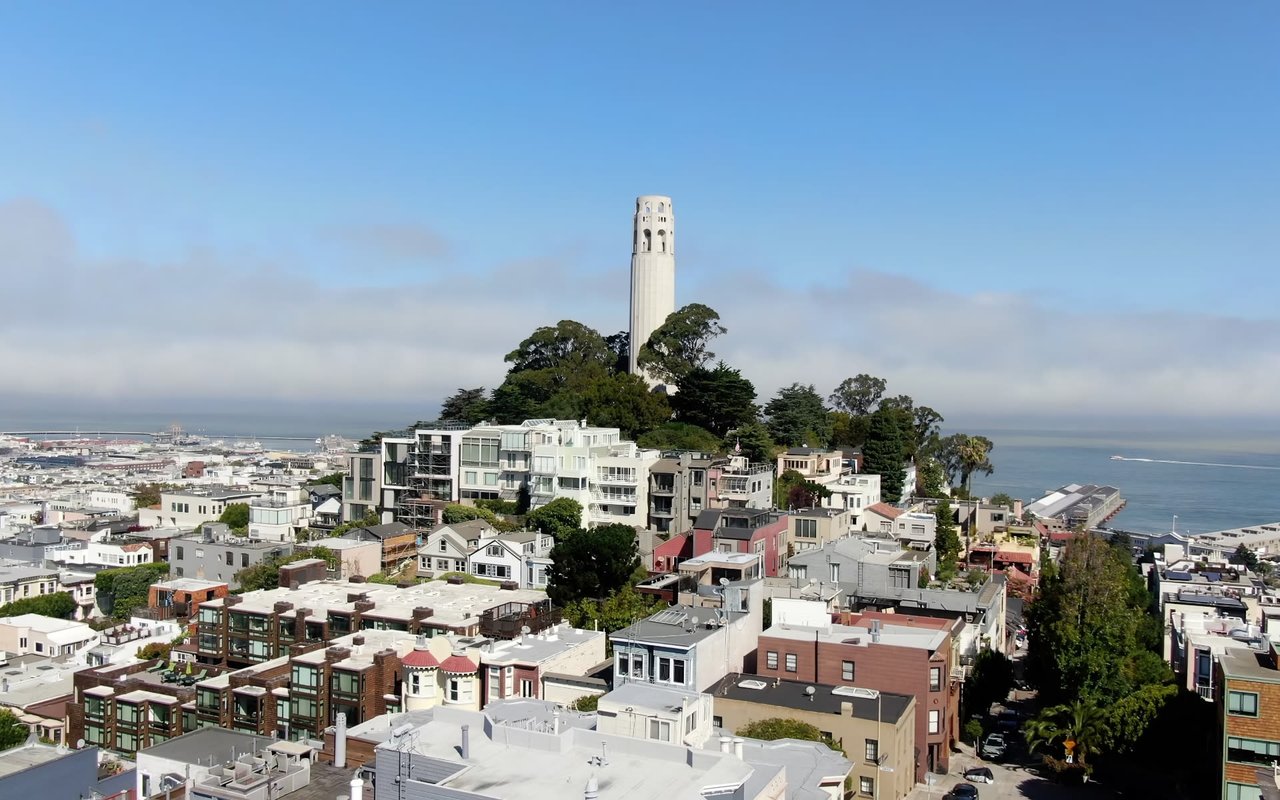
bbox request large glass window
[1229,690,1260,716]
[117,703,139,725]
[291,665,320,690]
[291,697,318,720]
[842,661,855,681]
[795,518,818,538]
[648,719,672,742]
[784,653,797,673]
[928,710,941,734]
[1227,783,1265,800]
[332,670,361,697]
[930,667,942,692]
[1227,737,1280,765]
[865,739,878,763]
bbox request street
[905,743,1119,800]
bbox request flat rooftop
[1220,647,1280,684]
[139,726,284,765]
[483,623,603,666]
[707,675,912,723]
[202,579,549,630]
[762,620,948,651]
[0,742,76,779]
[152,577,227,591]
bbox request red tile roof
[439,654,477,674]
[402,648,439,668]
[865,502,904,520]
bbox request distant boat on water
[1110,455,1124,460]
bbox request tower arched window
[644,203,651,213]
[658,202,665,213]
[657,230,666,253]
[643,229,652,252]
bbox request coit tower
[628,194,676,382]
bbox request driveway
[905,745,1119,800]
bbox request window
[291,665,319,690]
[176,546,184,560]
[686,709,698,733]
[242,553,250,568]
[830,562,840,582]
[1229,690,1260,716]
[1227,783,1265,800]
[784,653,797,673]
[657,656,686,684]
[34,642,43,653]
[765,651,778,670]
[439,540,448,552]
[521,679,533,697]
[859,776,874,796]
[291,697,318,719]
[225,552,233,566]
[648,718,672,742]
[488,666,502,700]
[795,518,817,538]
[930,667,942,692]
[117,703,139,724]
[889,567,911,588]
[1227,737,1280,765]
[692,470,703,487]
[865,738,878,763]
[842,661,855,681]
[928,709,941,734]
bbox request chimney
[584,776,599,800]
[461,724,470,760]
[719,736,732,754]
[733,738,744,759]
[840,701,853,717]
[334,712,347,768]
[871,619,882,643]
[349,772,364,800]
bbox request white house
[0,613,97,659]
[418,520,494,579]
[47,532,154,569]
[467,530,555,589]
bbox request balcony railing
[478,600,561,639]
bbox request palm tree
[1024,699,1110,767]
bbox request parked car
[981,732,1007,759]
[948,783,980,799]
[997,710,1020,733]
[963,766,995,784]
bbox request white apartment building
[138,487,260,530]
[824,472,882,527]
[247,486,312,542]
[47,531,154,569]
[0,613,97,659]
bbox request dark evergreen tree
[861,408,907,502]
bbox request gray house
[169,523,292,589]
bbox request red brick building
[755,610,961,781]
[652,508,789,577]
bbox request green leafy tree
[1026,533,1173,728]
[132,482,177,509]
[571,694,600,712]
[439,388,492,424]
[637,421,723,453]
[917,458,947,498]
[763,383,831,447]
[577,371,672,439]
[727,421,776,464]
[636,303,728,386]
[1024,700,1110,768]
[311,472,345,490]
[442,504,501,526]
[828,374,886,417]
[964,649,1014,718]
[234,560,281,592]
[934,499,962,581]
[671,362,758,437]
[598,585,666,631]
[476,498,520,516]
[0,708,27,750]
[989,492,1017,509]
[956,435,995,490]
[505,319,613,380]
[95,563,170,618]
[775,470,830,510]
[487,371,555,424]
[735,718,842,752]
[218,502,250,530]
[546,524,640,605]
[829,411,871,449]
[526,497,583,538]
[911,405,945,457]
[1232,543,1259,571]
[0,592,77,619]
[861,408,906,503]
[604,331,630,374]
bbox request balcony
[596,472,638,486]
[478,599,561,639]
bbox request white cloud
[1,198,1277,420]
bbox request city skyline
[1,4,1277,419]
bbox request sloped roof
[439,654,477,674]
[865,502,904,520]
[402,648,440,668]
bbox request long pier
[1,430,319,441]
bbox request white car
[964,766,995,784]
[981,733,1007,759]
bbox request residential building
[0,527,67,564]
[924,498,1018,540]
[696,507,789,577]
[1216,641,1280,800]
[338,521,418,573]
[712,454,775,511]
[466,529,555,589]
[0,653,82,730]
[0,613,97,659]
[138,487,260,530]
[416,520,487,580]
[47,531,154,569]
[134,728,355,800]
[169,524,293,588]
[756,603,962,780]
[67,659,204,757]
[479,621,605,704]
[305,484,343,532]
[610,580,763,693]
[1169,609,1263,701]
[0,743,133,800]
[1153,559,1259,622]
[146,578,229,620]
[647,452,717,534]
[787,537,932,598]
[193,579,557,668]
[360,699,849,800]
[342,444,390,523]
[777,447,846,487]
[0,564,61,606]
[824,472,882,528]
[596,681,714,746]
[708,675,916,800]
[247,486,313,542]
[863,503,905,535]
[314,537,381,580]
[789,507,852,553]
[1192,521,1280,561]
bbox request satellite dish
[804,686,816,700]
[719,577,730,587]
[521,626,531,635]
[77,738,86,749]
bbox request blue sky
[1,3,1278,419]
